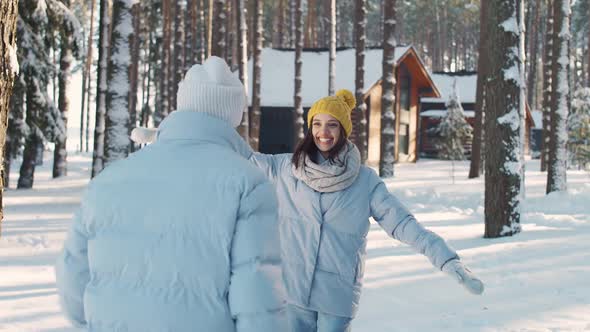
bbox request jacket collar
[156,111,252,159]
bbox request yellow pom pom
[336,89,356,110]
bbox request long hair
[292,125,348,169]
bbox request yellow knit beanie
[307,89,356,137]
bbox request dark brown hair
[292,125,347,169]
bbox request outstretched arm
[235,137,291,182]
[55,209,90,327]
[369,180,483,294]
[229,181,287,331]
[247,152,292,182]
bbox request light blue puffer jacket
[55,112,286,332]
[248,151,459,318]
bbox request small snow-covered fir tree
[568,87,590,170]
[435,78,473,160]
[434,79,473,183]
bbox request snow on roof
[420,109,475,118]
[421,72,477,104]
[243,46,411,107]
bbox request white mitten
[130,127,158,144]
[442,259,484,295]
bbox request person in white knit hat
[55,56,287,332]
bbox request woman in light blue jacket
[246,89,484,332]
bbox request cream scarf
[292,141,361,193]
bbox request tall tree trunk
[289,0,295,48]
[4,77,25,189]
[527,0,541,106]
[227,0,237,67]
[291,0,305,144]
[81,0,96,153]
[53,0,74,178]
[129,2,141,152]
[353,0,368,163]
[304,0,316,48]
[103,0,134,167]
[155,0,171,126]
[275,0,285,48]
[207,0,213,58]
[92,0,110,177]
[293,0,304,143]
[185,0,195,69]
[519,0,527,197]
[379,0,396,178]
[236,0,249,142]
[212,0,226,59]
[171,0,185,111]
[587,3,590,88]
[250,0,262,150]
[328,0,335,95]
[18,1,57,188]
[199,0,206,62]
[469,0,489,179]
[546,0,570,193]
[85,67,92,153]
[18,137,42,189]
[540,0,553,172]
[484,0,524,238]
[0,0,18,228]
[140,23,152,129]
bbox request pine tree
[469,0,489,179]
[92,0,110,177]
[546,0,570,193]
[328,0,336,95]
[236,0,249,142]
[436,80,474,183]
[53,0,77,178]
[155,0,171,126]
[541,0,554,172]
[129,2,141,152]
[0,0,18,228]
[527,0,541,107]
[568,87,590,169]
[250,0,262,150]
[80,0,96,153]
[4,76,26,189]
[171,0,185,110]
[103,0,135,167]
[353,0,368,163]
[484,0,524,238]
[293,0,304,143]
[436,80,474,160]
[17,0,78,188]
[379,0,396,178]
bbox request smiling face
[311,113,342,157]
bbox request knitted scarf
[292,141,361,193]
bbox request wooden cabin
[359,47,441,165]
[420,71,535,158]
[244,46,441,164]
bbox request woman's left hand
[442,259,484,295]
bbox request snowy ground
[1,154,589,331]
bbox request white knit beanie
[176,56,247,127]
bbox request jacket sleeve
[228,180,287,332]
[55,209,90,328]
[248,152,291,182]
[369,180,459,270]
